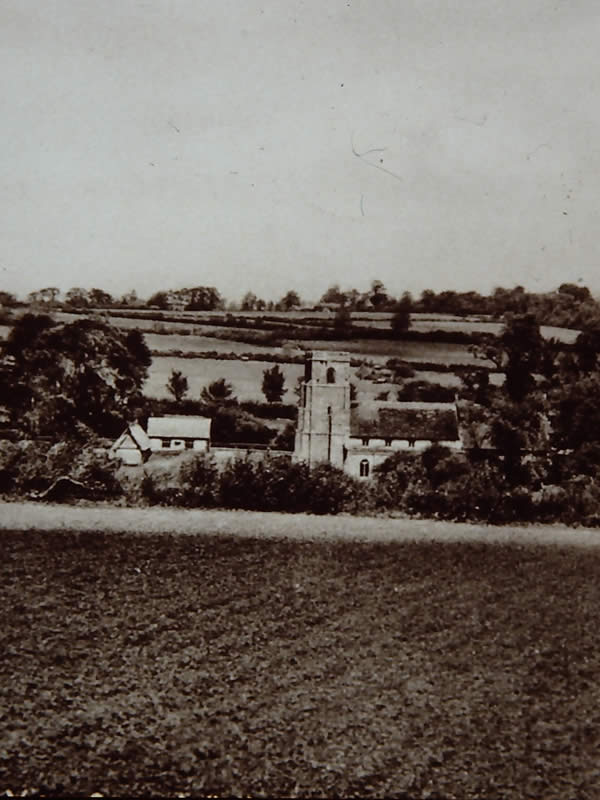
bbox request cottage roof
[350,401,459,441]
[112,423,151,452]
[147,415,211,440]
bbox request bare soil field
[1,506,599,799]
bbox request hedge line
[4,439,599,527]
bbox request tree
[120,289,138,307]
[167,369,189,402]
[39,287,60,306]
[334,304,352,337]
[320,284,348,305]
[1,315,152,438]
[278,290,301,311]
[574,326,600,373]
[390,293,412,337]
[558,283,591,303]
[65,288,89,308]
[147,291,169,309]
[186,286,224,311]
[500,313,543,402]
[26,291,41,306]
[201,378,236,405]
[419,289,437,312]
[241,292,258,311]
[549,372,600,451]
[370,279,388,309]
[262,364,286,403]
[0,291,17,307]
[460,368,491,406]
[88,288,113,307]
[471,313,543,402]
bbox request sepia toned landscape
[3,1,600,797]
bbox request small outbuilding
[111,423,152,466]
[147,415,211,452]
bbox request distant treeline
[4,281,600,331]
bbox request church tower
[294,351,351,468]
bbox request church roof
[350,401,460,441]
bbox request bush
[239,401,297,420]
[396,380,456,403]
[559,476,600,526]
[258,458,312,512]
[373,452,428,511]
[422,447,471,490]
[217,457,361,514]
[530,484,570,522]
[272,422,296,451]
[441,462,505,522]
[178,454,220,508]
[219,458,266,510]
[305,463,363,515]
[1,440,122,500]
[69,448,123,500]
[140,471,183,506]
[211,407,276,445]
[0,441,23,493]
[385,359,416,379]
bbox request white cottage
[147,415,211,452]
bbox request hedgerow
[3,439,600,525]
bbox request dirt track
[1,501,600,547]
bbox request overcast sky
[1,0,599,302]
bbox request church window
[326,367,336,383]
[362,437,369,446]
[360,459,370,477]
[385,438,392,446]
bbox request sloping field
[146,356,303,402]
[143,332,282,355]
[302,338,487,365]
[1,511,598,799]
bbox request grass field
[146,356,304,402]
[145,357,487,402]
[1,526,598,799]
[302,338,486,365]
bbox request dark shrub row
[3,438,600,525]
[239,401,297,420]
[395,380,456,402]
[0,440,122,500]
[138,446,600,525]
[142,456,367,515]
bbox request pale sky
[1,0,599,303]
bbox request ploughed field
[1,529,599,799]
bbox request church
[293,350,462,478]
